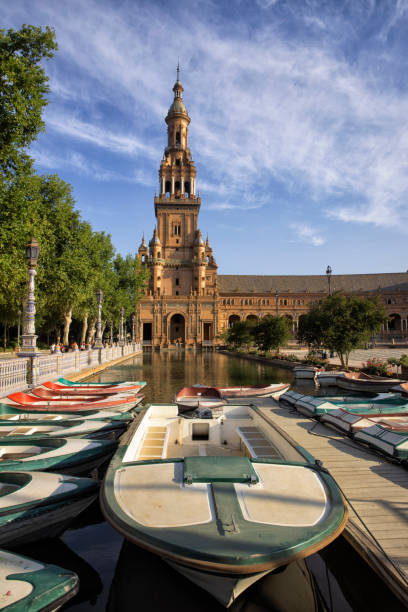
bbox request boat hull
[0,550,79,612]
[218,383,290,399]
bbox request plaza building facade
[136,72,408,348]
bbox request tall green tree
[252,315,290,353]
[224,319,256,349]
[0,25,57,175]
[297,292,386,368]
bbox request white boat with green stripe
[101,403,347,607]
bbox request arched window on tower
[184,181,190,197]
[176,131,181,146]
[165,180,171,196]
[175,181,181,199]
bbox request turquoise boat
[0,418,127,440]
[0,437,117,476]
[58,377,146,388]
[0,549,78,611]
[101,403,347,606]
[0,403,133,422]
[0,471,98,547]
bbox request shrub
[361,358,393,377]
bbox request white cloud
[290,223,326,247]
[5,0,408,229]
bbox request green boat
[0,549,78,611]
[0,437,117,476]
[101,403,347,606]
[0,418,127,441]
[283,392,408,419]
[0,471,98,547]
[0,403,133,423]
[58,377,146,388]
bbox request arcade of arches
[136,70,408,348]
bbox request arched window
[175,159,180,166]
[175,181,181,199]
[176,131,181,145]
[184,181,190,196]
[157,251,161,258]
[165,180,171,195]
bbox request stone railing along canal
[0,343,141,396]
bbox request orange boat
[42,380,144,395]
[3,391,143,413]
[175,387,226,413]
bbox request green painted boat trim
[0,419,126,441]
[0,404,133,422]
[1,550,78,612]
[0,437,117,473]
[58,377,146,387]
[0,472,98,519]
[183,456,259,484]
[101,406,348,573]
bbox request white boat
[0,550,78,611]
[0,471,98,547]
[0,418,127,440]
[316,371,346,386]
[293,366,322,381]
[216,383,290,399]
[101,403,347,606]
[335,372,402,393]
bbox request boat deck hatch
[183,456,259,484]
[192,423,209,441]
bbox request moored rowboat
[3,392,143,413]
[216,383,290,399]
[0,403,133,422]
[174,387,226,413]
[0,417,127,440]
[101,403,347,606]
[0,550,78,611]
[39,380,144,395]
[57,377,146,390]
[336,372,402,392]
[0,471,98,547]
[0,437,117,475]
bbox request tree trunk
[102,320,107,339]
[87,318,96,345]
[81,313,88,345]
[3,323,7,351]
[63,307,73,346]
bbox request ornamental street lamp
[17,309,22,348]
[326,265,332,295]
[119,307,125,346]
[132,314,135,343]
[94,288,103,348]
[20,238,40,355]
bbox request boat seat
[237,427,282,460]
[137,426,168,460]
[183,456,259,484]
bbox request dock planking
[250,398,408,605]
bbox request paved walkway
[287,347,408,369]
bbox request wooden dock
[253,398,408,605]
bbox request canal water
[15,351,405,611]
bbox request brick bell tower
[137,66,218,348]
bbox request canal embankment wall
[0,343,143,396]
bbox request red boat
[174,387,226,413]
[3,392,143,413]
[42,380,144,395]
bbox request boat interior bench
[237,427,283,460]
[138,426,169,461]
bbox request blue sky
[4,0,408,274]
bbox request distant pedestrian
[50,343,56,354]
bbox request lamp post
[94,288,103,348]
[17,309,22,348]
[20,238,40,355]
[132,314,135,343]
[119,307,125,346]
[110,320,113,346]
[326,265,332,295]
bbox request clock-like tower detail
[137,67,219,348]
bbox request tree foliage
[0,25,149,348]
[252,315,291,353]
[297,292,386,368]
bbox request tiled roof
[217,273,408,294]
